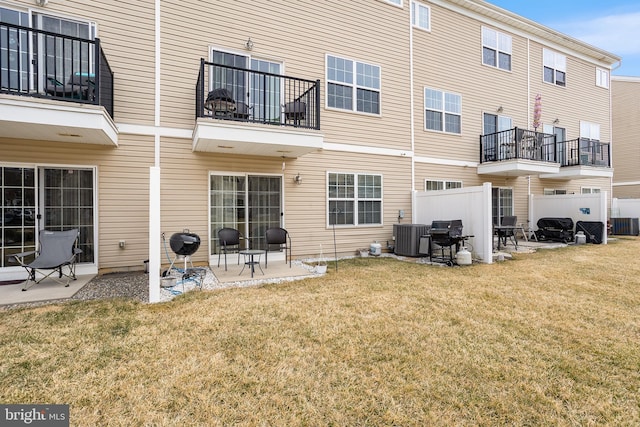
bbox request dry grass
[1,238,639,426]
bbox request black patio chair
[264,227,291,268]
[497,215,518,249]
[217,227,247,271]
[9,229,82,291]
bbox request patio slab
[0,274,95,307]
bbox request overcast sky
[487,0,640,76]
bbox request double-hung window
[411,2,430,31]
[543,48,566,86]
[425,88,461,133]
[327,55,380,114]
[425,179,462,191]
[482,27,511,71]
[328,172,382,226]
[596,68,609,89]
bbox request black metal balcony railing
[561,138,610,167]
[480,127,557,163]
[480,128,610,168]
[196,58,320,130]
[0,22,114,118]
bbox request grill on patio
[169,232,201,257]
[429,220,466,265]
[535,217,574,243]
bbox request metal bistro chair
[217,227,247,271]
[264,227,291,268]
[10,229,82,291]
[497,215,518,249]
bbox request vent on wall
[393,224,430,257]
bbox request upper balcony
[193,59,323,158]
[0,22,117,146]
[478,128,612,179]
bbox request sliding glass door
[210,174,282,255]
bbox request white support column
[149,166,161,302]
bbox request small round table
[239,249,264,278]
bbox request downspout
[148,0,162,302]
[526,38,531,225]
[409,6,416,222]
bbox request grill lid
[169,232,201,256]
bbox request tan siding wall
[159,0,413,151]
[10,0,157,125]
[158,137,413,259]
[612,80,640,186]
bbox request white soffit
[192,120,323,158]
[0,96,118,146]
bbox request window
[482,27,511,71]
[580,121,600,141]
[327,55,380,114]
[596,68,609,89]
[581,187,601,194]
[328,173,382,226]
[543,189,567,195]
[483,113,512,134]
[411,2,430,31]
[425,179,462,191]
[543,48,566,86]
[543,124,566,163]
[425,88,461,133]
[385,0,402,6]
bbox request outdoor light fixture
[497,106,503,113]
[553,118,560,124]
[245,37,254,50]
[294,173,302,185]
[35,0,48,6]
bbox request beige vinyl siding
[157,138,413,259]
[613,185,640,199]
[412,5,529,161]
[159,0,412,152]
[612,79,640,188]
[529,41,611,141]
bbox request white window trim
[424,179,463,191]
[325,54,381,116]
[411,1,431,32]
[481,27,512,71]
[581,187,601,194]
[327,172,383,228]
[424,87,462,134]
[580,121,601,141]
[543,188,567,195]
[596,68,609,89]
[483,112,512,134]
[384,0,403,7]
[543,48,567,87]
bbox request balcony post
[315,79,321,130]
[94,38,101,106]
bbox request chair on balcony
[45,72,94,100]
[233,102,252,120]
[205,88,236,117]
[284,101,306,126]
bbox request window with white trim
[385,0,402,6]
[580,121,600,141]
[543,189,567,195]
[482,27,512,71]
[425,88,461,133]
[581,187,601,194]
[411,1,430,31]
[596,68,609,89]
[328,172,382,226]
[327,55,380,114]
[543,48,566,86]
[425,179,462,191]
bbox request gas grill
[429,220,466,266]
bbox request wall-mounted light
[294,173,302,185]
[497,106,503,113]
[245,37,254,51]
[553,118,560,124]
[35,0,48,6]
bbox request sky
[487,0,640,76]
